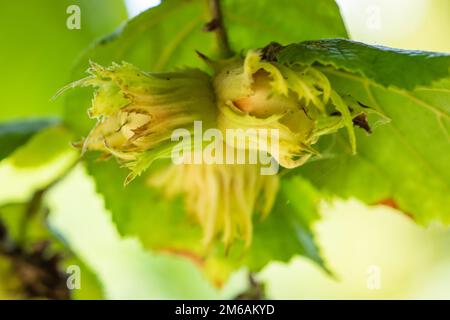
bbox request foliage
[0,118,60,162]
[0,0,448,298]
[277,39,450,223]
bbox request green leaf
[64,256,104,300]
[0,0,127,121]
[0,118,59,162]
[277,39,450,224]
[87,158,326,282]
[277,39,450,90]
[209,176,329,281]
[9,125,75,168]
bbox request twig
[17,189,45,245]
[17,158,80,245]
[206,0,233,58]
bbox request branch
[17,158,80,245]
[205,0,233,58]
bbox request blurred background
[0,0,449,299]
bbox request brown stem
[234,273,266,300]
[207,0,233,58]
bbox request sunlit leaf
[0,200,104,299]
